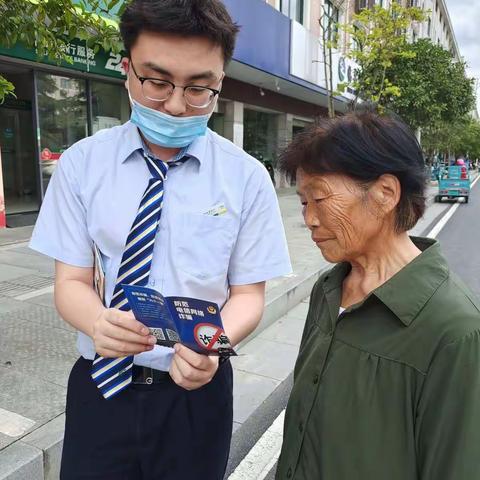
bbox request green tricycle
[434,163,471,204]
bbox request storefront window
[37,73,87,193]
[208,112,225,137]
[243,108,279,166]
[91,81,130,133]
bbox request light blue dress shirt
[30,121,292,370]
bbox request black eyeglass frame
[129,61,221,109]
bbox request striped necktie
[91,151,187,399]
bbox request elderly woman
[276,112,480,480]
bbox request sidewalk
[0,180,460,479]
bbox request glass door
[0,64,38,215]
[36,72,87,193]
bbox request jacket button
[313,374,319,384]
[299,421,304,433]
[287,467,293,478]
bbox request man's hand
[92,308,156,358]
[169,344,219,391]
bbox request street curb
[0,266,326,479]
[0,442,43,480]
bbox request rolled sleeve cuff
[228,261,293,286]
[29,238,93,268]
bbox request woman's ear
[369,174,401,215]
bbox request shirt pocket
[175,212,236,279]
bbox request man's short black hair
[120,0,240,64]
[279,111,428,233]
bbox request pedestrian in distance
[30,1,291,478]
[275,111,480,480]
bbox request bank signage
[0,39,126,79]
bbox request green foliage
[343,2,426,107]
[0,75,15,103]
[385,39,475,130]
[0,0,125,101]
[423,117,480,159]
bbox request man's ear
[122,58,130,88]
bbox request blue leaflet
[121,284,237,357]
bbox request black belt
[131,365,170,385]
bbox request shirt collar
[323,237,450,327]
[120,121,208,166]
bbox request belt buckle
[133,366,154,385]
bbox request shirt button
[313,374,319,385]
[287,467,293,478]
[299,421,304,433]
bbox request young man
[30,1,291,478]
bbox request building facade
[376,0,460,58]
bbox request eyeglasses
[129,61,221,109]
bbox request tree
[385,39,475,131]
[318,0,346,118]
[423,117,480,160]
[341,2,426,108]
[0,0,124,102]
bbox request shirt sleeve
[416,330,480,480]
[227,166,292,285]
[29,149,94,267]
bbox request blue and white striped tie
[91,151,186,399]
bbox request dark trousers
[60,357,233,480]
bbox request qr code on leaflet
[150,328,165,341]
[166,329,180,342]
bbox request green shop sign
[0,38,126,79]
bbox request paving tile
[12,351,77,389]
[0,282,35,298]
[0,252,54,276]
[0,265,37,283]
[234,337,300,382]
[232,421,242,434]
[258,309,308,347]
[6,246,40,257]
[0,440,43,479]
[0,431,14,450]
[232,369,280,424]
[14,304,74,333]
[0,322,77,367]
[9,275,54,290]
[0,297,28,316]
[0,366,66,428]
[24,293,55,309]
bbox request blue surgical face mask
[128,92,214,148]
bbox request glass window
[91,81,130,134]
[208,112,225,137]
[243,109,279,167]
[295,0,304,24]
[355,0,368,13]
[37,73,87,193]
[323,0,340,41]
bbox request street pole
[0,146,6,228]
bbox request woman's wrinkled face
[297,169,386,263]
